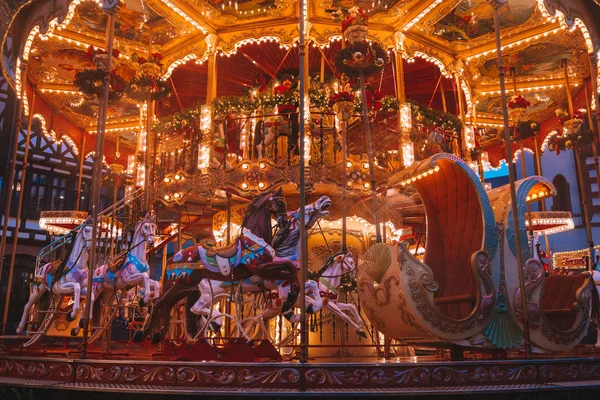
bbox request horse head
[242,188,287,242]
[136,213,157,247]
[80,216,93,251]
[267,188,288,226]
[338,250,356,279]
[304,195,331,229]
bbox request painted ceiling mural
[434,0,536,41]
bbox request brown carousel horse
[138,188,300,343]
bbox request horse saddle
[199,240,242,276]
[203,241,240,258]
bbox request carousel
[1,0,600,395]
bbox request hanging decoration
[127,52,172,102]
[74,69,126,101]
[331,7,388,79]
[548,109,594,154]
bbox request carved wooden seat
[489,176,596,352]
[358,154,497,343]
[540,273,592,333]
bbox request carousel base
[2,341,600,395]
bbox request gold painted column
[1,87,36,335]
[454,69,467,159]
[394,33,406,166]
[81,0,120,359]
[205,34,218,105]
[488,0,532,358]
[0,60,27,286]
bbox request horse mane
[308,251,345,280]
[52,229,79,282]
[241,190,273,228]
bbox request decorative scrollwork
[514,258,544,327]
[304,368,369,385]
[176,367,237,385]
[431,366,488,384]
[76,364,123,382]
[369,367,431,385]
[358,274,399,306]
[237,368,301,385]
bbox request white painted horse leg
[191,279,224,330]
[326,301,364,333]
[17,283,47,335]
[150,279,160,299]
[58,282,81,320]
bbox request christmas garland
[333,40,388,79]
[152,106,202,136]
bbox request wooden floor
[2,339,600,395]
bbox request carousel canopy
[2,0,599,165]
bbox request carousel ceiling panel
[434,0,536,42]
[71,1,183,48]
[475,87,566,121]
[206,0,278,18]
[474,42,588,82]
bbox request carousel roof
[1,0,600,160]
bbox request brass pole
[489,0,532,358]
[359,70,382,243]
[454,73,466,159]
[0,61,27,288]
[439,71,448,113]
[563,59,594,253]
[75,132,87,211]
[342,121,348,252]
[394,50,405,165]
[1,88,36,335]
[81,9,117,359]
[510,68,534,237]
[583,81,600,202]
[532,135,552,265]
[298,0,308,365]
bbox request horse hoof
[209,321,222,333]
[70,328,79,337]
[151,332,162,345]
[132,331,145,343]
[79,319,86,329]
[357,330,367,339]
[66,312,77,323]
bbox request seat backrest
[417,159,484,319]
[542,274,586,311]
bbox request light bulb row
[399,165,440,186]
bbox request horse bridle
[320,253,354,279]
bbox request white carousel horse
[255,117,291,159]
[91,213,160,313]
[189,195,333,334]
[191,251,366,339]
[16,218,93,334]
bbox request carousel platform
[2,342,600,395]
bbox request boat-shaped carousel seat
[358,154,497,344]
[488,177,596,352]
